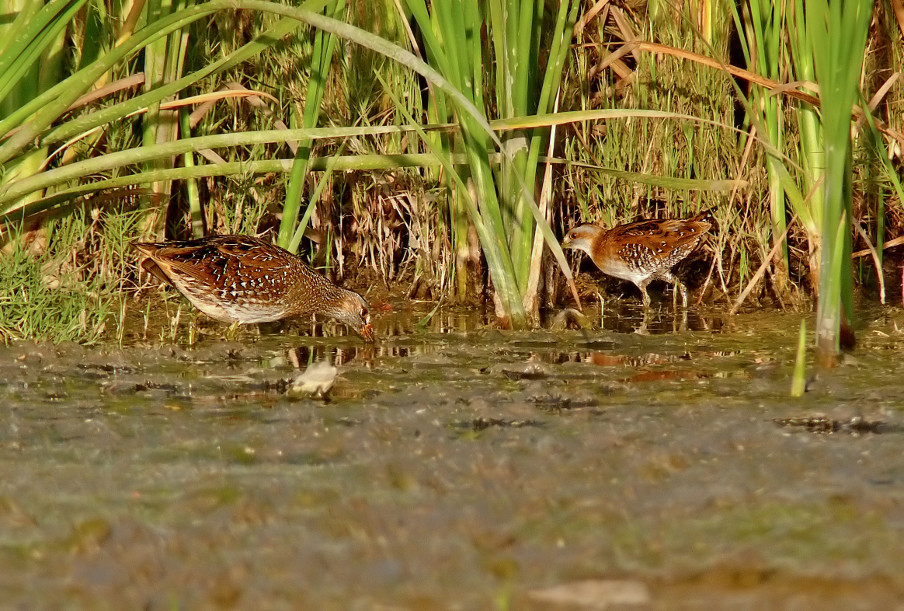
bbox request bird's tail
[691,208,717,230]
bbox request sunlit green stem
[790,319,807,396]
[278,0,344,252]
[807,0,869,361]
[178,108,203,237]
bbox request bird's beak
[360,323,375,342]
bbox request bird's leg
[636,279,652,311]
[597,292,606,328]
[636,303,651,335]
[676,280,688,308]
[659,271,688,309]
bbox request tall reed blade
[278,0,345,253]
[403,0,579,327]
[142,0,190,222]
[806,0,871,362]
[790,319,807,396]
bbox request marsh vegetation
[0,0,900,358]
[3,2,904,605]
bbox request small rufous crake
[133,234,374,341]
[562,210,713,308]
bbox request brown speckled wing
[606,220,665,239]
[146,237,290,292]
[606,218,709,253]
[133,235,370,331]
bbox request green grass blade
[0,0,87,103]
[278,0,345,251]
[790,319,807,396]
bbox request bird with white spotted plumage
[133,235,374,341]
[562,210,713,308]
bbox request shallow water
[2,302,904,609]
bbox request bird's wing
[137,237,292,285]
[607,219,709,251]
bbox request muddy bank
[1,304,903,608]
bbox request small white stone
[288,360,338,397]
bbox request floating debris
[527,392,600,413]
[529,579,651,608]
[501,362,548,381]
[773,416,897,435]
[624,369,705,383]
[450,417,542,432]
[288,360,338,399]
[549,307,595,331]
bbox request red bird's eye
[570,231,578,239]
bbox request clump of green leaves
[0,215,121,344]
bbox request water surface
[1,302,903,608]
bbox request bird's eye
[361,307,369,320]
[570,231,579,239]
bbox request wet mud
[2,301,904,608]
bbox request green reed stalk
[0,2,218,164]
[2,107,726,212]
[0,125,440,211]
[288,141,347,254]
[0,0,74,212]
[178,108,203,236]
[495,0,577,306]
[788,0,824,281]
[0,0,222,222]
[0,0,82,102]
[745,0,789,274]
[278,0,344,253]
[732,0,817,287]
[403,0,579,326]
[807,0,871,361]
[790,319,807,396]
[408,0,526,322]
[734,0,860,298]
[38,17,303,149]
[0,10,303,220]
[143,0,190,217]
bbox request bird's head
[327,290,375,342]
[561,224,601,256]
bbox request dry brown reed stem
[573,0,611,37]
[729,217,797,316]
[39,85,283,172]
[853,222,885,304]
[66,74,146,111]
[606,41,820,107]
[892,0,904,38]
[60,79,279,125]
[602,40,904,149]
[190,83,284,123]
[524,92,564,319]
[852,235,904,259]
[610,7,641,65]
[860,73,901,131]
